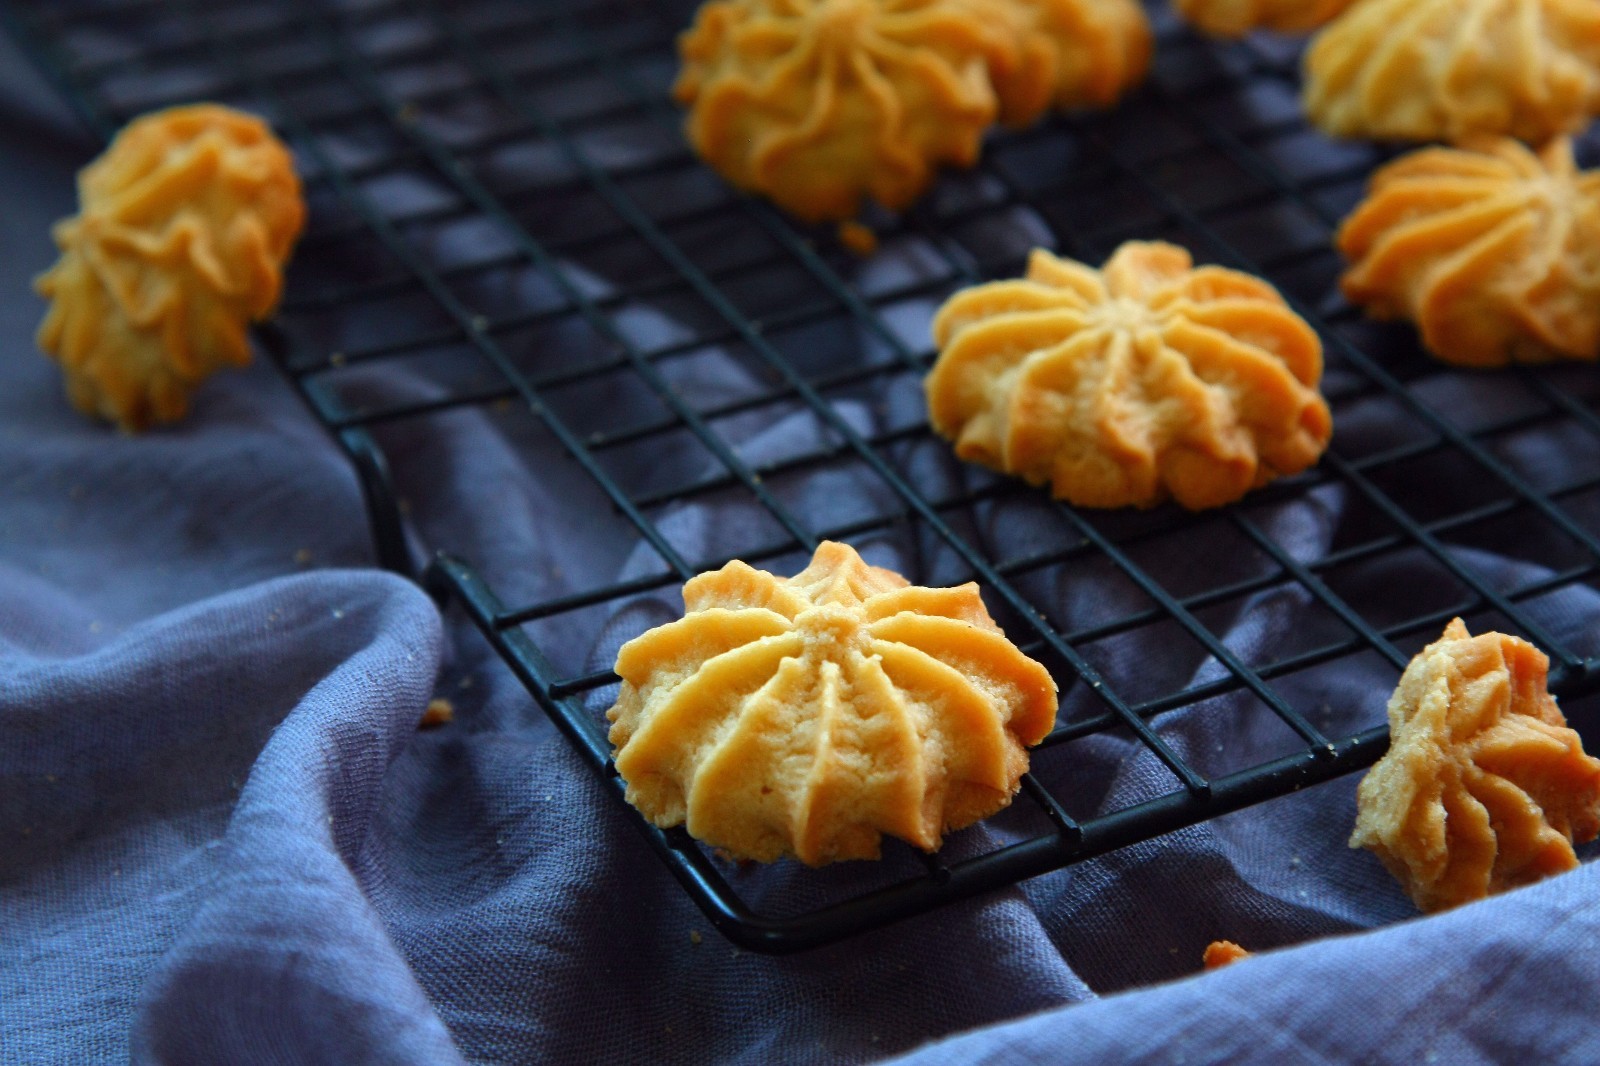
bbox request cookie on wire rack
[35,104,304,431]
[1338,137,1600,367]
[925,241,1333,510]
[673,0,1149,230]
[605,541,1058,866]
[981,0,1151,121]
[675,0,1002,225]
[1303,0,1600,145]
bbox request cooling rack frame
[8,0,1600,954]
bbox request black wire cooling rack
[9,0,1600,953]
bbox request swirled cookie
[925,242,1332,510]
[674,0,1149,224]
[1304,0,1600,144]
[1174,0,1351,38]
[35,104,304,430]
[1351,619,1600,913]
[606,541,1058,865]
[980,0,1151,122]
[1338,137,1600,367]
[674,0,1003,222]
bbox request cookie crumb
[1203,940,1251,969]
[420,698,454,729]
[689,930,702,945]
[838,221,878,256]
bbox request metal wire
[9,0,1600,952]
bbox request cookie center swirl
[813,0,873,43]
[793,603,869,660]
[1088,296,1164,334]
[1538,173,1574,215]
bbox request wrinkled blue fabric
[4,21,1600,1066]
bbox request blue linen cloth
[3,26,1600,1066]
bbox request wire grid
[10,0,1600,953]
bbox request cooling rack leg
[338,427,415,577]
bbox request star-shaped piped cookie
[1338,137,1600,366]
[35,104,304,430]
[926,242,1332,510]
[1304,0,1600,144]
[607,541,1058,865]
[1351,619,1600,912]
[674,0,1149,225]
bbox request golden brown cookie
[1304,0,1600,144]
[1351,619,1600,913]
[1338,137,1600,367]
[925,242,1332,510]
[1174,0,1352,38]
[980,0,1151,123]
[673,0,1149,225]
[674,0,1004,223]
[606,541,1058,865]
[35,104,304,431]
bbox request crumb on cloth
[420,698,454,729]
[1203,940,1250,969]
